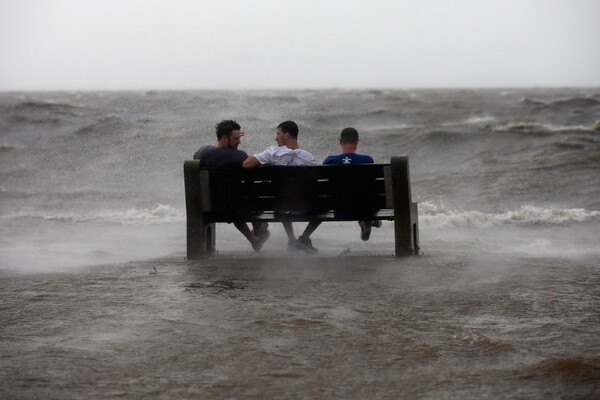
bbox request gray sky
[1,0,599,90]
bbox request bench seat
[204,209,398,223]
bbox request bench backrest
[183,156,419,257]
[202,164,391,216]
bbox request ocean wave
[522,358,600,381]
[104,204,185,224]
[11,100,80,114]
[441,115,497,127]
[419,202,600,228]
[519,97,546,106]
[8,204,185,225]
[492,121,597,133]
[520,96,600,109]
[364,124,420,135]
[0,188,126,200]
[3,100,80,125]
[545,97,600,109]
[6,114,62,125]
[0,186,33,198]
[75,114,130,135]
[0,144,27,153]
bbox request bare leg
[299,220,321,240]
[359,220,372,241]
[234,221,258,245]
[251,221,268,234]
[282,221,296,243]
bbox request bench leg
[205,223,216,255]
[391,156,419,256]
[185,163,215,259]
[394,214,416,256]
[187,222,216,259]
[187,223,202,259]
[411,202,419,254]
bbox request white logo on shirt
[342,156,352,164]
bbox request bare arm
[242,156,261,169]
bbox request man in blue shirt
[323,128,374,165]
[295,127,381,252]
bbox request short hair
[340,127,359,143]
[277,120,299,139]
[215,120,241,140]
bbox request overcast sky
[1,0,599,91]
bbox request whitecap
[419,202,600,228]
[8,204,185,225]
[492,122,595,133]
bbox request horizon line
[2,85,600,93]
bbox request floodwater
[2,238,599,398]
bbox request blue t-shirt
[323,153,374,165]
[323,152,376,218]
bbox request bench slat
[204,209,396,223]
[208,165,388,213]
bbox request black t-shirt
[193,146,248,167]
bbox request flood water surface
[2,250,599,399]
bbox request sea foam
[10,204,185,225]
[419,202,600,228]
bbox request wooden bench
[183,156,419,258]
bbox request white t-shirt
[253,146,317,166]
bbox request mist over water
[1,89,599,398]
[1,88,599,270]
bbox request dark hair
[277,120,299,139]
[215,120,241,139]
[340,127,359,143]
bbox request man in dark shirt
[193,126,248,167]
[295,127,381,251]
[193,120,270,251]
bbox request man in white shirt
[243,121,318,253]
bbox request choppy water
[1,89,599,398]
